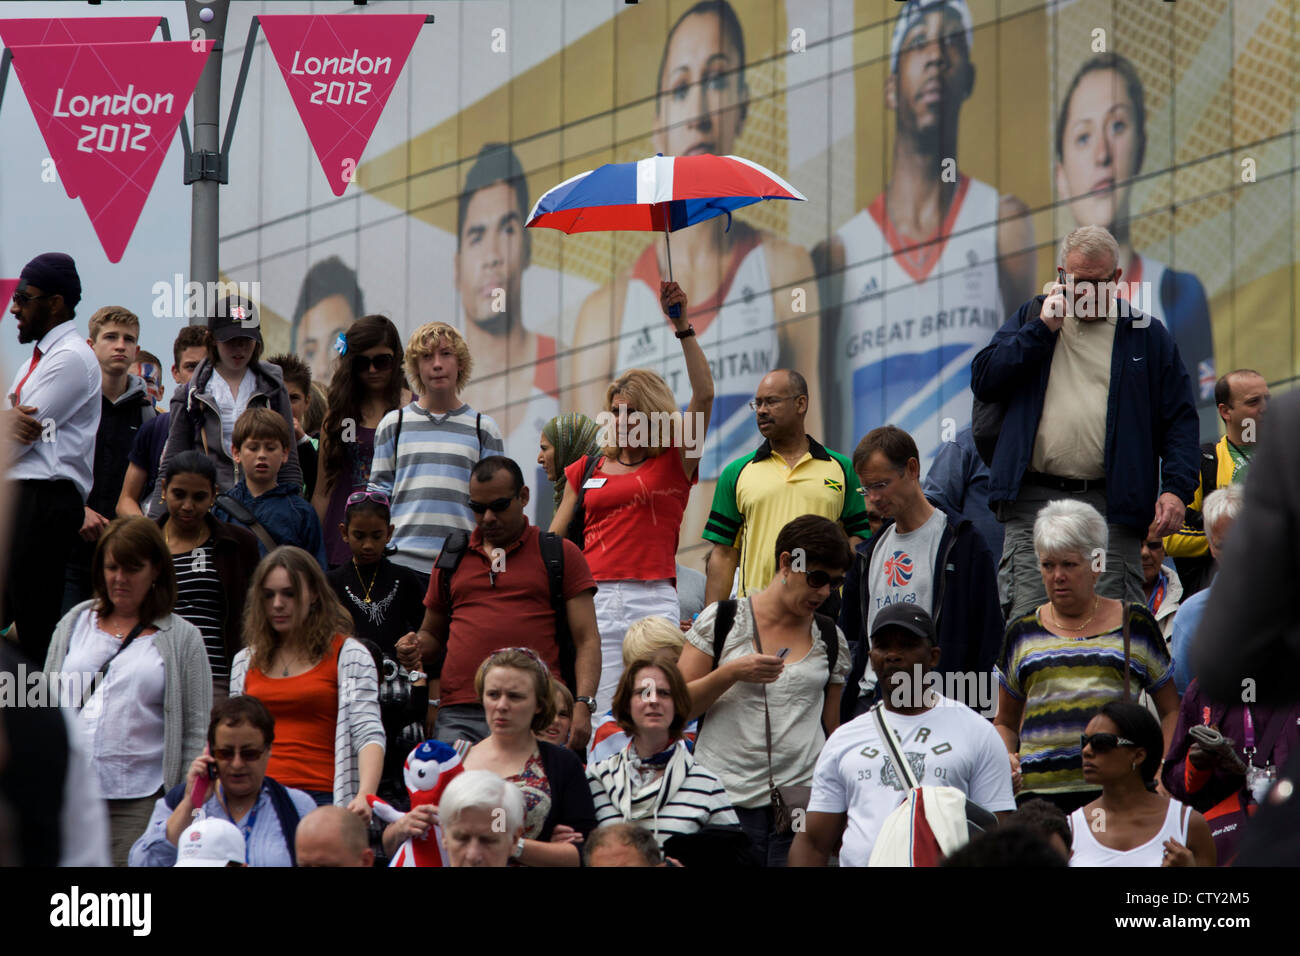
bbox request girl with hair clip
[312,315,413,568]
[229,546,385,817]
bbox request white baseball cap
[890,0,974,74]
[175,817,246,867]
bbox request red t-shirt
[425,522,597,708]
[244,634,343,793]
[564,452,694,582]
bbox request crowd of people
[2,209,1295,871]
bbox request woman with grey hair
[439,771,526,868]
[993,499,1178,814]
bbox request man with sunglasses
[838,425,1003,722]
[414,456,599,751]
[131,696,317,867]
[972,224,1200,623]
[702,369,870,608]
[2,253,101,665]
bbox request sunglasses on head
[347,490,390,507]
[213,746,266,763]
[469,494,517,515]
[803,569,845,590]
[353,353,395,372]
[1080,732,1137,753]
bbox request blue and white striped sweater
[368,402,503,575]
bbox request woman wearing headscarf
[538,413,602,515]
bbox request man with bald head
[703,369,870,605]
[295,806,374,868]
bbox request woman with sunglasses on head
[230,546,385,819]
[1069,701,1214,866]
[677,515,853,867]
[312,315,412,569]
[550,282,714,711]
[421,648,596,866]
[154,451,261,703]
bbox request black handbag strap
[81,621,149,709]
[752,606,778,794]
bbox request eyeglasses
[1142,540,1164,551]
[353,353,395,372]
[347,490,390,507]
[748,396,794,411]
[857,471,905,496]
[1080,733,1137,753]
[468,494,518,514]
[11,290,52,306]
[804,569,846,590]
[213,746,267,763]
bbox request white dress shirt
[209,368,254,458]
[6,319,101,499]
[62,608,167,800]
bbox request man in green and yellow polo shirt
[703,369,870,604]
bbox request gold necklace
[353,558,380,604]
[1051,595,1100,633]
[165,523,204,553]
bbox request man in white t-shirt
[789,604,1014,866]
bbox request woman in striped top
[994,500,1179,814]
[230,546,385,818]
[155,451,260,702]
[587,657,738,849]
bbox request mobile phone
[191,758,216,808]
[776,647,791,660]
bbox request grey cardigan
[45,600,212,791]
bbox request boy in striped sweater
[368,322,503,581]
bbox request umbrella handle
[663,219,681,319]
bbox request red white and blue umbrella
[527,153,805,316]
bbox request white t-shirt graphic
[807,697,1015,866]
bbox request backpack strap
[711,599,739,670]
[434,530,470,612]
[215,492,279,554]
[263,777,302,866]
[537,531,576,692]
[475,412,482,458]
[392,407,404,462]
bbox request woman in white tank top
[1067,702,1215,867]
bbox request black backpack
[564,454,603,547]
[972,295,1046,466]
[434,529,577,693]
[164,777,303,865]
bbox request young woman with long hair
[229,546,385,817]
[311,315,412,567]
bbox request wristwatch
[673,325,695,339]
[575,696,598,711]
[512,837,526,860]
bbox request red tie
[12,346,41,405]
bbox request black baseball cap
[209,295,262,343]
[869,603,937,645]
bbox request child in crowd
[325,491,425,660]
[214,408,326,567]
[267,352,319,500]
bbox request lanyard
[1147,572,1166,613]
[220,783,262,864]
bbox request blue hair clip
[333,331,348,357]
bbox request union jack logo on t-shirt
[883,550,913,587]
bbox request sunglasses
[469,494,517,515]
[804,569,846,590]
[353,353,395,372]
[347,490,390,507]
[213,746,267,763]
[1080,733,1137,753]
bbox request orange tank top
[245,634,344,794]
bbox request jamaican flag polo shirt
[703,437,871,596]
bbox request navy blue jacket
[839,510,1003,724]
[970,295,1200,531]
[214,480,327,569]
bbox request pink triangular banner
[7,41,213,263]
[0,18,163,198]
[260,14,424,197]
[0,279,19,312]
